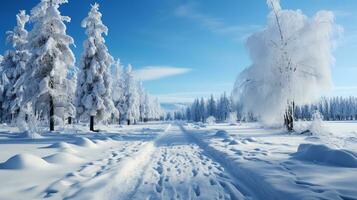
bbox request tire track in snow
[129,125,247,200]
[180,124,290,200]
[59,124,172,200]
[43,141,145,199]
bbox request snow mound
[60,147,79,155]
[111,135,123,141]
[292,144,357,168]
[44,142,71,149]
[0,153,50,169]
[74,137,96,148]
[229,140,239,145]
[215,130,230,139]
[43,152,84,164]
[242,137,258,144]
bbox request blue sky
[0,0,357,103]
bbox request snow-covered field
[0,121,356,200]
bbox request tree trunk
[127,119,130,125]
[0,102,3,123]
[90,116,94,131]
[68,117,72,125]
[284,101,294,132]
[118,113,121,125]
[49,94,55,131]
[49,78,55,132]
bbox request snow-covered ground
[0,121,356,200]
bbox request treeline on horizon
[169,95,357,123]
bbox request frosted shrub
[227,112,238,124]
[206,116,216,125]
[17,109,43,138]
[310,111,325,135]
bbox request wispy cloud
[155,90,231,103]
[333,10,354,18]
[174,3,261,42]
[155,92,213,103]
[133,66,192,81]
[322,85,357,97]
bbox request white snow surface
[0,121,356,200]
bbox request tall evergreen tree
[1,10,30,122]
[76,3,117,131]
[207,94,216,118]
[122,64,139,125]
[111,59,125,124]
[24,0,75,131]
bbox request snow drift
[44,141,71,149]
[74,137,96,148]
[0,153,50,169]
[215,130,230,139]
[291,144,357,168]
[43,152,84,164]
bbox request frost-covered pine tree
[1,10,30,122]
[142,91,151,122]
[206,94,217,118]
[23,0,75,131]
[111,59,125,124]
[122,64,140,125]
[63,66,78,124]
[199,97,206,122]
[76,3,118,131]
[233,0,338,130]
[151,97,162,120]
[138,81,146,122]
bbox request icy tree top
[6,10,29,50]
[82,3,108,38]
[31,0,70,23]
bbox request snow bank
[229,140,239,145]
[43,152,84,164]
[44,142,71,149]
[292,144,357,168]
[215,130,230,139]
[74,137,96,148]
[243,137,258,143]
[0,153,50,169]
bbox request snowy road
[53,124,251,200]
[129,125,249,200]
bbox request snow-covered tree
[217,93,231,122]
[76,3,117,131]
[111,58,125,124]
[206,95,216,118]
[22,0,75,131]
[1,10,30,122]
[63,66,78,124]
[206,116,216,125]
[233,0,339,130]
[137,81,146,122]
[142,91,151,122]
[122,64,140,125]
[199,97,206,122]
